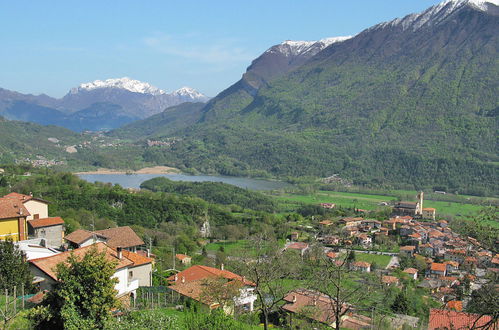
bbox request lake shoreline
[74,166,181,175]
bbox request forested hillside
[132,2,498,195]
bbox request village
[0,190,497,329]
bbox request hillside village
[1,189,497,329]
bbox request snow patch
[372,0,498,32]
[267,36,352,57]
[71,77,166,96]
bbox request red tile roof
[167,265,255,286]
[3,192,49,204]
[64,229,101,244]
[428,309,495,330]
[403,268,418,274]
[121,249,153,267]
[29,242,133,281]
[28,217,64,228]
[400,245,416,251]
[326,252,338,259]
[352,261,371,268]
[431,263,446,272]
[176,253,191,261]
[286,242,309,250]
[0,197,30,220]
[94,226,144,248]
[381,275,399,284]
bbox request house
[176,253,192,265]
[285,242,309,256]
[0,197,30,241]
[167,265,256,313]
[318,220,333,227]
[403,268,418,280]
[445,249,466,264]
[351,261,371,273]
[428,309,496,330]
[444,261,459,274]
[429,263,447,277]
[4,192,49,221]
[15,238,61,260]
[282,289,371,329]
[27,217,65,247]
[339,217,363,227]
[319,203,335,209]
[355,233,372,247]
[476,251,492,267]
[422,208,436,220]
[29,242,153,298]
[399,245,416,258]
[326,251,338,260]
[64,226,144,251]
[419,243,434,257]
[381,276,399,287]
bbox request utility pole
[172,247,176,270]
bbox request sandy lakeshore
[74,166,180,175]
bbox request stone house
[27,217,65,247]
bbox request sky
[0,0,442,98]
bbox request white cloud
[143,33,255,65]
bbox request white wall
[24,200,48,220]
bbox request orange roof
[0,197,30,220]
[122,249,153,267]
[169,278,243,308]
[94,226,144,249]
[353,261,371,268]
[381,275,399,284]
[403,268,418,274]
[326,252,338,259]
[29,242,133,281]
[28,217,64,228]
[64,229,102,244]
[400,245,416,251]
[286,242,309,250]
[167,265,255,286]
[428,309,495,330]
[431,263,446,272]
[423,208,436,211]
[446,301,463,312]
[319,220,333,225]
[3,192,49,204]
[176,253,191,261]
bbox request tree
[232,235,300,330]
[466,280,499,329]
[391,292,409,314]
[308,252,376,330]
[0,238,33,292]
[199,276,243,312]
[31,245,119,329]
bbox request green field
[205,240,250,254]
[354,252,392,268]
[274,190,497,225]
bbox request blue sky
[0,0,441,98]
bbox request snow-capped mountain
[70,77,166,96]
[372,0,498,31]
[268,36,352,57]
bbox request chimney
[19,208,23,216]
[146,249,150,258]
[292,295,297,303]
[181,276,185,283]
[221,263,224,271]
[174,275,178,282]
[40,239,46,247]
[313,297,317,306]
[117,247,123,260]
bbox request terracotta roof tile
[3,192,49,204]
[64,229,98,244]
[428,309,495,330]
[29,242,133,281]
[167,265,254,286]
[0,197,30,219]
[28,217,64,228]
[431,263,446,272]
[122,249,153,267]
[94,226,144,249]
[176,253,191,261]
[403,268,418,274]
[381,275,399,284]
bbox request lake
[77,173,290,191]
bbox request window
[129,271,133,279]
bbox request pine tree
[0,238,33,292]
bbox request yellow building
[0,197,30,241]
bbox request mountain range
[118,0,498,194]
[0,78,209,131]
[0,0,497,194]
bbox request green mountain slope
[142,2,499,194]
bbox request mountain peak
[70,77,166,96]
[268,36,352,57]
[373,0,498,32]
[172,87,209,100]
